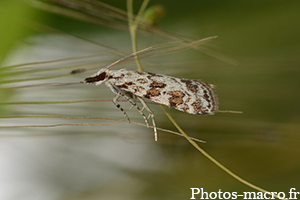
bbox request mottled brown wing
[110,70,218,115]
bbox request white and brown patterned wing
[110,70,218,115]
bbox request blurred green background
[1,1,300,200]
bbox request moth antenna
[103,45,160,70]
[217,110,243,114]
[103,37,218,71]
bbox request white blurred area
[0,134,164,200]
[0,34,166,200]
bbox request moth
[84,68,218,141]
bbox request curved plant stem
[126,1,284,199]
[161,106,286,200]
[127,0,149,72]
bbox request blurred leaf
[0,0,40,112]
[0,1,37,62]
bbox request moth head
[84,69,108,85]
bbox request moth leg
[131,95,145,112]
[106,82,131,123]
[129,105,134,110]
[137,97,158,141]
[106,82,149,127]
[128,93,135,110]
[121,92,149,128]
